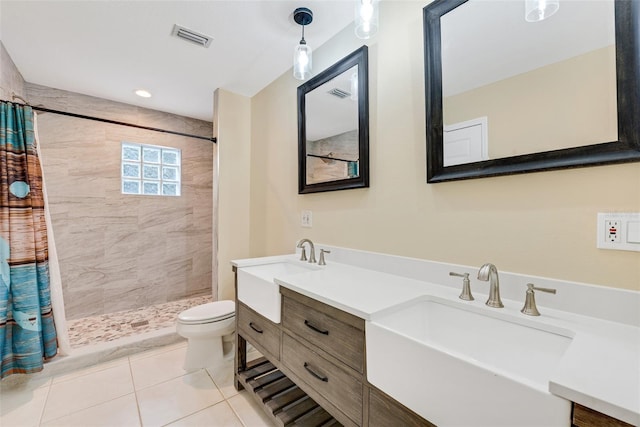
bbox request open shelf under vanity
[236,357,341,427]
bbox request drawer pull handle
[304,320,329,335]
[249,322,263,334]
[303,362,328,382]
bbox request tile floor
[0,342,274,427]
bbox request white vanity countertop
[233,254,640,425]
[277,262,461,319]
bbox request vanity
[232,246,639,427]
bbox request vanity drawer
[282,333,362,424]
[282,291,364,373]
[572,403,634,427]
[237,302,280,360]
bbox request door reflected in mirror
[441,0,617,165]
[305,64,360,184]
[298,46,369,194]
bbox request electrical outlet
[605,220,620,243]
[597,213,640,252]
[301,210,312,228]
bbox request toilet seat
[177,300,235,325]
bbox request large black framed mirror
[298,46,369,193]
[424,0,640,183]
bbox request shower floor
[66,295,213,348]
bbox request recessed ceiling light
[134,89,152,98]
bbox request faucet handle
[521,283,556,316]
[449,272,474,301]
[318,249,331,266]
[299,246,308,261]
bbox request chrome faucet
[318,249,331,266]
[477,263,503,308]
[296,239,316,263]
[521,283,556,316]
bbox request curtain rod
[1,97,216,143]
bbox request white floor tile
[51,356,129,384]
[0,373,52,393]
[0,385,49,427]
[130,345,192,390]
[41,393,140,427]
[206,359,240,400]
[128,341,187,362]
[41,362,134,422]
[136,370,224,427]
[166,401,243,427]
[227,392,274,427]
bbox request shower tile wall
[28,84,215,320]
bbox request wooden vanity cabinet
[281,288,365,427]
[572,403,634,427]
[233,268,437,426]
[368,387,435,427]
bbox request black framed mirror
[424,0,640,183]
[298,46,369,193]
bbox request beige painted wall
[216,89,252,301]
[444,46,617,158]
[30,85,214,319]
[245,1,639,291]
[0,41,25,100]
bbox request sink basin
[237,260,319,323]
[367,296,574,426]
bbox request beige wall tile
[35,86,214,320]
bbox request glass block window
[121,142,181,196]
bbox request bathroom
[1,0,639,426]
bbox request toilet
[176,300,235,371]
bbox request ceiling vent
[327,88,351,99]
[172,24,212,48]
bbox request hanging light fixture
[525,0,559,22]
[355,0,379,39]
[293,7,313,81]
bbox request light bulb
[293,41,312,80]
[360,0,373,21]
[525,0,559,22]
[298,51,309,67]
[355,0,378,39]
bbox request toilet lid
[178,300,235,323]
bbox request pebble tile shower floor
[66,295,213,348]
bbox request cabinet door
[237,302,280,360]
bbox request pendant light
[293,7,313,81]
[525,0,559,22]
[355,0,378,39]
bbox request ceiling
[0,1,356,122]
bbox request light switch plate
[301,210,312,228]
[597,213,640,252]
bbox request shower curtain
[0,101,57,378]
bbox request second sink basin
[237,259,318,323]
[367,296,574,426]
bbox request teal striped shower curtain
[0,101,57,378]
